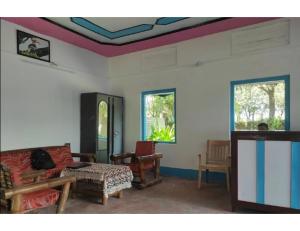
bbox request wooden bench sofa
[0,143,95,213]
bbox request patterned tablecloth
[61,163,133,197]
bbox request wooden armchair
[198,140,231,191]
[110,141,163,189]
[0,164,76,213]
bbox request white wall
[108,18,300,170]
[2,18,300,170]
[1,20,109,152]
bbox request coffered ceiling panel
[45,17,224,45]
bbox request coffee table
[61,163,133,205]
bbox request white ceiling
[46,17,223,45]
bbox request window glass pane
[143,90,176,143]
[233,80,286,130]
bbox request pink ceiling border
[2,17,277,57]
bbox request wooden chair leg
[71,181,77,199]
[102,194,108,205]
[117,190,123,199]
[139,162,145,184]
[154,159,160,179]
[206,169,209,183]
[111,190,123,199]
[57,182,71,214]
[226,169,230,192]
[198,156,202,189]
[198,168,202,189]
[11,194,22,214]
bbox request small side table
[61,163,133,205]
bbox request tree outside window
[142,89,176,143]
[231,76,290,131]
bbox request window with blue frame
[141,88,176,143]
[230,75,290,131]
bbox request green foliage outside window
[148,125,175,142]
[143,90,176,142]
[234,80,286,130]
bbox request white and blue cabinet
[231,131,300,213]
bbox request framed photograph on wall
[17,30,50,62]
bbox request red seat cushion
[127,162,154,173]
[21,189,60,212]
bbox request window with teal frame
[141,88,176,143]
[230,75,290,131]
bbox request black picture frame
[17,30,50,62]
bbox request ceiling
[45,17,224,45]
[3,17,277,57]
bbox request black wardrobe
[80,93,124,163]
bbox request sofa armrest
[21,170,46,182]
[4,176,76,200]
[110,153,135,164]
[71,153,96,163]
[111,152,135,160]
[3,176,76,214]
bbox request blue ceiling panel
[71,17,154,40]
[155,17,188,25]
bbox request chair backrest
[135,141,156,157]
[0,144,73,173]
[206,140,231,164]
